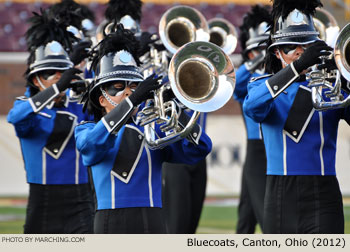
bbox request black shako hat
[88,24,143,109]
[239,5,271,60]
[25,9,75,84]
[48,0,95,38]
[268,0,323,52]
[104,0,142,36]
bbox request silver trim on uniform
[111,174,115,209]
[191,124,202,145]
[75,148,80,184]
[29,84,60,113]
[30,59,74,69]
[145,146,154,207]
[110,125,145,184]
[101,98,134,133]
[318,112,325,176]
[42,149,47,184]
[265,62,300,98]
[272,31,319,39]
[177,110,202,145]
[38,112,52,118]
[97,70,144,80]
[284,86,315,143]
[283,132,287,175]
[43,111,77,159]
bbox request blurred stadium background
[0,0,350,233]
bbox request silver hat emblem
[45,41,65,55]
[113,50,136,66]
[291,9,306,24]
[120,15,139,33]
[258,22,269,35]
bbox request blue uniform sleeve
[7,98,39,137]
[233,64,252,104]
[243,77,275,123]
[75,121,116,166]
[163,128,212,165]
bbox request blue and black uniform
[243,63,350,233]
[75,97,212,233]
[7,85,94,233]
[234,63,266,233]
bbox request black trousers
[264,175,344,234]
[162,159,207,234]
[94,207,166,234]
[236,173,257,233]
[24,183,94,234]
[236,139,267,233]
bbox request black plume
[48,0,85,30]
[90,23,141,72]
[105,0,142,22]
[81,79,103,120]
[239,5,271,52]
[271,0,323,21]
[25,8,77,52]
[79,3,95,23]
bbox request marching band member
[243,0,350,233]
[104,0,142,36]
[74,25,212,234]
[48,0,95,39]
[48,0,95,70]
[102,0,163,57]
[7,10,94,233]
[234,5,271,234]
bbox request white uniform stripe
[319,112,325,176]
[259,123,263,140]
[111,174,115,209]
[145,147,153,207]
[75,148,79,184]
[42,149,46,184]
[283,133,287,175]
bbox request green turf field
[198,205,350,234]
[0,204,349,234]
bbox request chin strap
[100,87,119,107]
[277,50,289,67]
[35,74,47,90]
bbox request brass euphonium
[308,23,350,110]
[142,5,210,78]
[138,41,235,149]
[159,5,210,55]
[140,37,169,78]
[208,18,238,55]
[313,8,340,47]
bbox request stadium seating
[0,2,252,53]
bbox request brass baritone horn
[308,23,350,110]
[313,8,340,47]
[169,41,235,112]
[159,5,210,55]
[138,41,235,149]
[208,18,238,55]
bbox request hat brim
[97,75,144,86]
[27,64,73,80]
[245,36,269,51]
[268,35,320,51]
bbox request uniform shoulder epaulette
[249,74,273,83]
[16,96,29,101]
